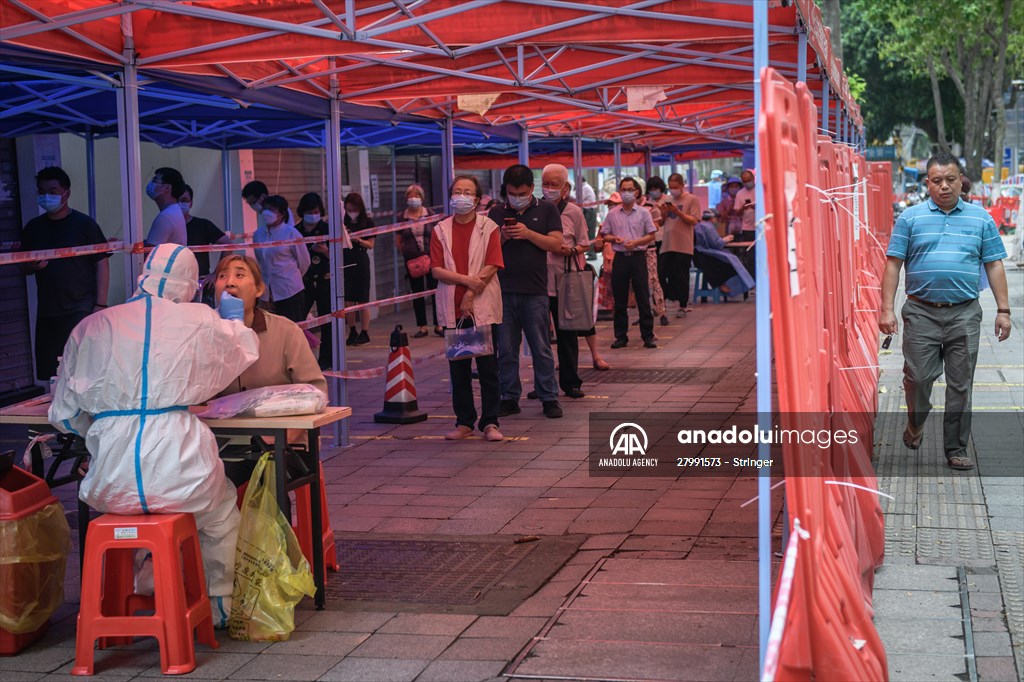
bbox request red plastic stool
[293,462,339,580]
[72,513,217,676]
[234,463,338,581]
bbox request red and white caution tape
[761,517,811,682]
[323,349,446,380]
[296,289,437,329]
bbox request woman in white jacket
[49,244,260,627]
[429,175,505,442]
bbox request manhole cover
[323,534,585,615]
[577,367,726,385]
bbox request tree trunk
[926,57,950,153]
[822,0,843,62]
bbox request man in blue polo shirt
[880,151,1011,470]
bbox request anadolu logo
[609,423,648,456]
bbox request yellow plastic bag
[229,453,315,641]
[0,502,71,634]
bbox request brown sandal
[947,456,974,470]
[902,425,923,450]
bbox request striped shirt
[886,198,1006,304]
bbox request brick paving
[1,291,780,682]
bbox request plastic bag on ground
[198,384,327,420]
[0,502,71,634]
[229,453,315,642]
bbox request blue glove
[218,291,245,321]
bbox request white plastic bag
[198,384,327,419]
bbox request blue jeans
[498,292,559,402]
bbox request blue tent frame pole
[221,146,232,231]
[573,136,584,203]
[85,128,97,220]
[326,65,348,446]
[613,139,622,184]
[518,126,529,166]
[441,115,455,214]
[822,76,830,137]
[753,0,772,671]
[116,16,144,296]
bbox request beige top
[661,191,701,254]
[220,308,328,398]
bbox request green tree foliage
[841,0,962,146]
[851,0,1020,179]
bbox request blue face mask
[145,181,160,199]
[37,193,64,213]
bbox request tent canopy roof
[3,0,861,151]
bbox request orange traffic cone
[374,325,428,424]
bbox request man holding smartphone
[488,164,566,419]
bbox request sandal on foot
[947,455,974,470]
[902,425,923,450]
[445,425,474,440]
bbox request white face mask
[648,189,662,200]
[407,198,422,209]
[744,181,755,190]
[261,209,279,225]
[178,201,191,214]
[508,194,532,211]
[542,187,562,202]
[669,188,683,198]
[345,210,358,221]
[303,213,321,224]
[450,195,477,215]
[619,190,636,204]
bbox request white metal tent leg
[326,70,347,445]
[116,16,144,295]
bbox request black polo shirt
[21,209,109,317]
[185,216,226,276]
[487,197,561,295]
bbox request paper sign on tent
[626,86,667,111]
[458,94,501,116]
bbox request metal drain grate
[577,367,726,385]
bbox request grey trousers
[901,298,982,459]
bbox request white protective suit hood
[137,243,199,303]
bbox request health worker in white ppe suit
[49,243,259,626]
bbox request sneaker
[643,339,657,349]
[527,390,539,400]
[610,339,628,349]
[445,425,474,440]
[659,315,670,326]
[483,424,504,442]
[346,327,358,345]
[498,400,521,417]
[564,387,585,399]
[676,309,687,318]
[542,401,563,418]
[354,330,370,345]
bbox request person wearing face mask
[296,192,334,369]
[395,184,442,338]
[252,194,310,324]
[487,164,565,420]
[595,177,657,349]
[342,192,376,345]
[180,184,231,278]
[717,176,744,237]
[734,169,758,237]
[640,176,668,326]
[20,166,111,381]
[431,175,505,442]
[242,180,296,228]
[144,166,187,246]
[660,173,701,316]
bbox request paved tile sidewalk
[873,247,1024,682]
